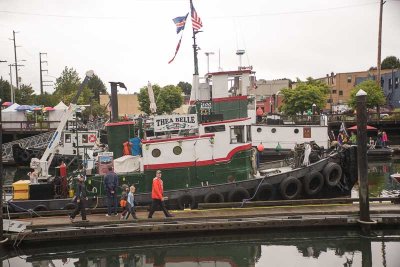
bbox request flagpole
[192,29,199,75]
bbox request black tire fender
[228,187,250,202]
[279,176,302,200]
[177,193,196,210]
[20,151,30,162]
[303,171,324,196]
[204,191,224,203]
[323,162,343,187]
[33,204,48,212]
[64,203,77,210]
[256,183,274,201]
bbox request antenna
[236,49,245,69]
[218,49,222,71]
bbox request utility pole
[377,0,385,86]
[11,30,19,90]
[39,52,48,95]
[8,65,13,103]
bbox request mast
[192,29,199,75]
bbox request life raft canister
[88,134,97,143]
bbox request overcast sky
[0,0,399,95]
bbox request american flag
[190,0,202,31]
[172,13,188,34]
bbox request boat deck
[4,199,400,246]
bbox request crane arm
[35,70,94,178]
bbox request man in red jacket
[148,170,174,218]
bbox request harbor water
[2,157,400,266]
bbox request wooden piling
[356,89,373,232]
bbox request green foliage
[348,80,386,109]
[15,84,35,104]
[177,81,192,96]
[34,92,58,107]
[87,74,107,102]
[138,84,183,115]
[54,67,81,104]
[0,78,11,102]
[279,78,329,115]
[381,56,400,69]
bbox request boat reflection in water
[3,229,400,267]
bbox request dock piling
[356,89,373,232]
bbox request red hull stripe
[144,144,251,170]
[142,133,215,144]
[189,95,248,105]
[201,117,251,126]
[105,121,135,127]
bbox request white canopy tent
[1,103,26,128]
[49,101,68,128]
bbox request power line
[0,1,386,20]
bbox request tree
[54,67,81,104]
[34,92,58,107]
[87,74,107,102]
[177,81,192,96]
[279,78,329,115]
[381,56,400,70]
[15,84,34,105]
[348,80,385,109]
[138,84,183,115]
[0,78,11,102]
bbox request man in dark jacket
[104,166,119,216]
[69,175,88,222]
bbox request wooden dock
[3,198,400,247]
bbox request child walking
[125,185,138,220]
[120,186,129,220]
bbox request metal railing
[1,131,55,161]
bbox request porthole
[173,146,182,155]
[257,128,262,133]
[152,148,161,158]
[271,128,276,133]
[294,129,299,134]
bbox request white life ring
[88,134,97,143]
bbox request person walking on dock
[125,185,138,220]
[69,175,88,222]
[104,166,119,216]
[148,170,174,218]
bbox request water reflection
[2,229,400,267]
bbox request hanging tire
[256,183,274,201]
[303,172,324,196]
[204,191,224,203]
[279,176,302,200]
[20,150,31,163]
[323,162,342,187]
[33,204,48,212]
[177,194,196,210]
[63,203,76,210]
[228,187,250,202]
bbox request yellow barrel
[69,188,75,198]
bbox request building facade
[356,69,400,108]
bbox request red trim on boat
[144,144,251,170]
[212,95,248,103]
[142,134,215,144]
[201,117,251,126]
[105,121,135,127]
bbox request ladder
[1,131,55,162]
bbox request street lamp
[204,52,214,73]
[312,103,316,115]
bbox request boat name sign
[154,114,198,132]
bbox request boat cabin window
[230,126,245,144]
[82,134,88,143]
[205,125,226,133]
[65,134,71,143]
[152,148,161,158]
[246,126,252,141]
